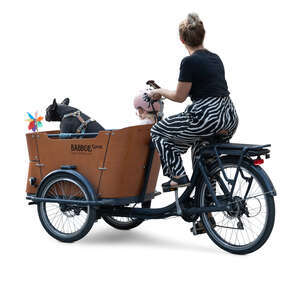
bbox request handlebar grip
[146,80,161,89]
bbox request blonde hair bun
[179,12,205,47]
[186,13,201,29]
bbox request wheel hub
[59,204,81,217]
[226,196,247,218]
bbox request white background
[0,0,299,299]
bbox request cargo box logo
[71,144,103,153]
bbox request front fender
[36,169,97,200]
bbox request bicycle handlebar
[146,80,161,89]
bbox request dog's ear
[52,98,57,110]
[61,98,70,105]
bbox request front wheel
[196,156,275,255]
[37,173,96,242]
[102,201,151,230]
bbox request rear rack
[202,143,271,157]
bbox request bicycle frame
[94,140,276,220]
[26,138,276,221]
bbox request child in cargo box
[133,91,162,125]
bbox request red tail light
[253,158,264,165]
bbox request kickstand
[191,221,197,235]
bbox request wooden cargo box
[26,125,161,200]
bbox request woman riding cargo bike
[146,12,274,253]
[149,13,239,231]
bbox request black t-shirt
[178,49,230,102]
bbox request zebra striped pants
[150,96,239,178]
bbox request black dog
[45,98,105,134]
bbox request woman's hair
[179,13,205,47]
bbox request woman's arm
[150,81,192,103]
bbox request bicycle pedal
[191,221,206,235]
[162,183,190,193]
[162,186,178,193]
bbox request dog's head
[45,98,70,121]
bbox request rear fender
[206,155,277,196]
[251,163,277,196]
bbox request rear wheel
[37,173,96,242]
[196,156,275,255]
[102,201,151,230]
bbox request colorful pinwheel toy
[26,112,43,132]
